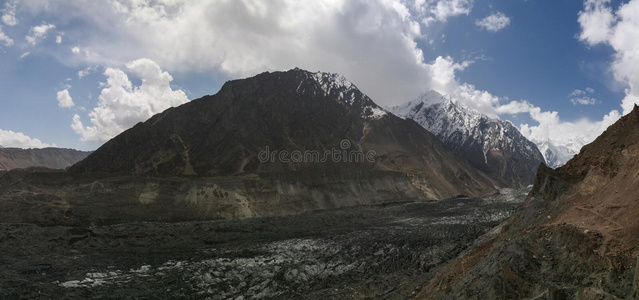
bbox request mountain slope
[416,105,639,299]
[390,91,545,188]
[0,147,90,171]
[69,69,495,217]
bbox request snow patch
[367,106,388,120]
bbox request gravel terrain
[0,189,527,299]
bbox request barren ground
[0,189,527,299]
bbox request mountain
[0,147,90,171]
[532,139,580,168]
[416,105,639,299]
[46,68,499,223]
[389,90,545,188]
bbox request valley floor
[0,190,527,299]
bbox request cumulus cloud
[0,129,53,148]
[25,23,55,46]
[578,0,639,114]
[23,0,482,107]
[426,56,473,95]
[0,25,13,46]
[56,35,62,44]
[476,12,511,32]
[57,89,74,107]
[519,109,621,155]
[71,58,188,142]
[21,0,618,157]
[578,0,614,45]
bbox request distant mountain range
[389,90,545,188]
[0,147,90,171]
[531,138,581,168]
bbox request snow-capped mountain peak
[296,68,388,120]
[531,139,581,168]
[390,90,448,117]
[389,90,545,188]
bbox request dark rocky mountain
[35,68,501,223]
[415,105,639,299]
[0,147,90,171]
[390,90,545,188]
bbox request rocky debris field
[0,189,527,299]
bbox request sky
[0,0,637,152]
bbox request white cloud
[568,88,597,105]
[1,14,16,27]
[56,35,62,44]
[1,0,18,26]
[476,12,511,32]
[519,109,621,155]
[578,0,639,114]
[71,58,188,142]
[57,89,74,108]
[453,83,502,117]
[0,25,13,46]
[570,97,597,106]
[78,66,96,79]
[495,99,535,115]
[16,0,615,158]
[22,0,481,107]
[421,0,473,24]
[25,23,55,46]
[578,0,614,45]
[427,56,473,96]
[0,129,53,149]
[19,51,29,58]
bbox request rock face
[10,68,499,224]
[390,91,545,188]
[415,104,639,299]
[0,148,90,171]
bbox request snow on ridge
[367,106,388,120]
[389,90,544,166]
[302,69,388,120]
[532,139,580,168]
[310,71,354,97]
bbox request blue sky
[0,0,637,152]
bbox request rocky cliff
[415,104,639,299]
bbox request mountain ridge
[0,147,91,171]
[0,67,499,224]
[390,90,545,188]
